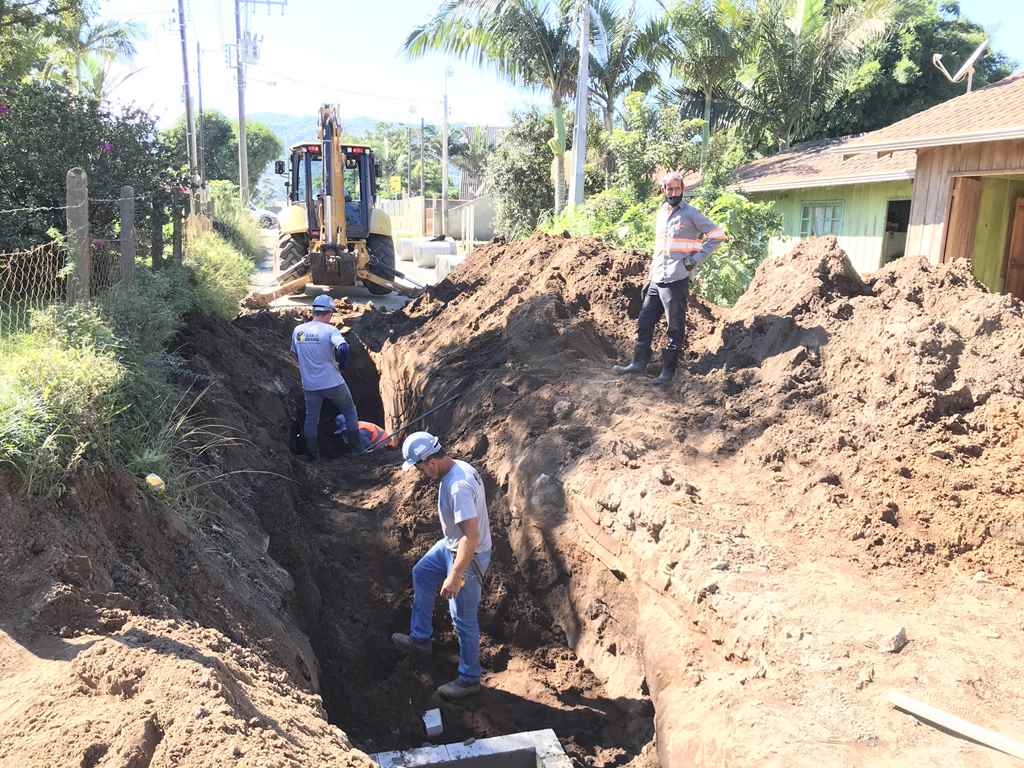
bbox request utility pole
[177,0,198,214]
[569,0,589,208]
[234,0,250,205]
[197,42,207,197]
[441,67,452,236]
[419,117,425,199]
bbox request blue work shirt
[291,319,345,391]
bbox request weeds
[186,231,254,320]
[208,180,265,261]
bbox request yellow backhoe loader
[248,105,422,306]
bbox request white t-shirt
[438,460,492,554]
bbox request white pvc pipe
[887,690,1024,760]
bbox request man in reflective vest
[614,171,726,387]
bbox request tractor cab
[276,141,381,241]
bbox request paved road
[250,230,440,312]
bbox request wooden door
[1004,199,1024,299]
[943,176,983,263]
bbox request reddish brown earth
[2,232,1023,766]
[371,234,1024,767]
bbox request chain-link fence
[0,242,70,353]
[0,169,144,356]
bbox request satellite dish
[933,38,989,92]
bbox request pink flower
[99,141,113,153]
[92,238,108,247]
[0,104,10,115]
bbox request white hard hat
[402,431,441,471]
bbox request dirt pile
[369,233,1024,766]
[0,309,379,767]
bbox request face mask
[665,194,683,207]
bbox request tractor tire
[365,234,396,295]
[278,234,308,272]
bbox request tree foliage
[406,0,578,212]
[0,80,180,250]
[486,108,556,238]
[166,111,282,192]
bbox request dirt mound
[369,233,1024,766]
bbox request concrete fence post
[119,185,136,284]
[66,167,90,304]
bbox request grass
[0,230,256,499]
[208,180,265,262]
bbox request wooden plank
[888,690,1024,760]
[944,176,982,263]
[1004,199,1024,299]
[119,185,136,284]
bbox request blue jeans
[410,539,491,682]
[637,278,689,351]
[303,383,360,458]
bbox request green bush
[208,180,265,261]
[690,191,781,306]
[186,231,254,320]
[101,267,194,359]
[487,109,556,238]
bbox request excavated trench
[253,321,656,766]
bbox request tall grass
[0,231,257,498]
[208,180,265,261]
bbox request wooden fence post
[171,195,183,266]
[119,185,136,284]
[66,167,90,304]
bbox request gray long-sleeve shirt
[650,201,726,284]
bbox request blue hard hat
[312,294,334,312]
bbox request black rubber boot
[653,348,680,388]
[613,344,651,375]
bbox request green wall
[750,180,913,276]
[972,177,1024,292]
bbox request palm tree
[405,0,578,213]
[668,0,749,165]
[589,1,670,138]
[450,127,494,196]
[49,10,141,95]
[738,0,894,149]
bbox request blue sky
[100,0,1023,130]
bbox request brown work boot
[390,632,431,656]
[437,677,481,700]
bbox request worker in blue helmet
[291,294,362,461]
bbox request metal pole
[441,68,450,236]
[177,0,198,215]
[419,117,425,199]
[235,0,250,204]
[406,124,412,198]
[569,0,589,208]
[197,41,207,196]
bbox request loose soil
[2,232,1023,767]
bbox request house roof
[832,71,1024,154]
[727,138,916,193]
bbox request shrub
[101,267,194,359]
[487,109,556,238]
[690,191,782,306]
[186,231,254,320]
[208,180,264,261]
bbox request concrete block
[423,708,443,738]
[397,238,417,263]
[436,252,467,280]
[413,238,456,268]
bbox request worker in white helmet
[391,431,492,700]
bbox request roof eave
[736,169,915,193]
[829,127,1024,156]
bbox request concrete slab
[372,729,568,768]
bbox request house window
[800,202,844,237]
